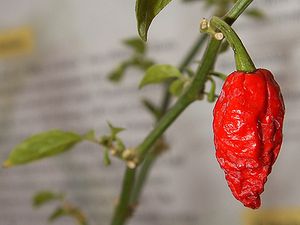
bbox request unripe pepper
[213,69,285,209]
[202,17,285,209]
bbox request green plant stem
[160,34,208,114]
[130,151,157,204]
[137,38,222,161]
[223,0,253,24]
[138,90,194,159]
[210,71,227,80]
[131,34,208,207]
[130,0,252,207]
[110,168,136,225]
[138,0,254,160]
[179,34,208,71]
[109,1,253,225]
[210,16,256,72]
[128,34,208,212]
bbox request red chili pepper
[213,69,285,209]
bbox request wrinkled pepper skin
[213,69,285,209]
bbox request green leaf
[123,37,146,54]
[139,64,181,89]
[3,130,82,167]
[82,130,97,142]
[141,98,161,119]
[33,191,64,207]
[107,122,125,139]
[108,63,127,82]
[48,207,68,222]
[136,0,174,41]
[49,205,88,225]
[115,138,126,152]
[182,0,203,2]
[103,147,111,166]
[169,79,185,96]
[135,57,155,70]
[205,0,215,7]
[99,135,110,147]
[246,8,265,20]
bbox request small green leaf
[33,191,64,207]
[135,58,155,70]
[108,57,154,83]
[136,0,174,41]
[82,130,97,142]
[115,138,126,152]
[49,205,88,225]
[182,0,203,2]
[246,8,266,20]
[103,147,111,166]
[108,63,127,82]
[169,79,185,96]
[99,135,110,147]
[107,122,125,139]
[205,0,215,8]
[3,130,82,167]
[139,64,181,89]
[48,207,67,222]
[141,98,161,119]
[123,37,146,54]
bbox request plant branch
[160,34,208,114]
[223,0,254,24]
[130,150,157,205]
[179,34,209,71]
[131,33,208,207]
[129,0,253,208]
[109,1,254,225]
[110,168,136,225]
[138,0,254,160]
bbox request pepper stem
[209,16,256,72]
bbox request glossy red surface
[213,69,285,209]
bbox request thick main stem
[131,34,208,207]
[130,151,157,204]
[110,168,136,225]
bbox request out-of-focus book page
[0,0,299,225]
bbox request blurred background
[0,0,300,225]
